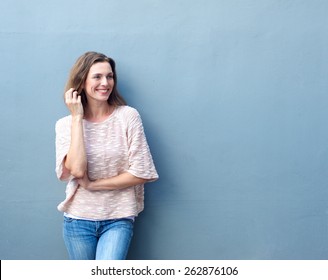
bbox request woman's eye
[107,75,114,80]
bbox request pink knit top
[55,106,158,220]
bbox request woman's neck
[84,102,114,122]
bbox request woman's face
[84,62,114,103]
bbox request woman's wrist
[72,115,84,122]
[88,178,116,191]
[88,180,97,190]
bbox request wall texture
[1,0,328,259]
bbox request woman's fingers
[65,88,76,100]
[65,88,84,116]
[72,89,77,100]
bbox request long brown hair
[64,51,127,109]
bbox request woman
[55,51,158,260]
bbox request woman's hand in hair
[65,88,84,118]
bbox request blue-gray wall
[1,0,328,260]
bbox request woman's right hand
[65,88,84,117]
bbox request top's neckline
[83,106,118,124]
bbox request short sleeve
[55,117,72,181]
[126,109,159,181]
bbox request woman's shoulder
[55,115,72,130]
[115,105,140,119]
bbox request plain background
[1,0,328,259]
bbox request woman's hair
[64,51,127,108]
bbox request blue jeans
[63,216,134,260]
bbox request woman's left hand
[76,173,93,190]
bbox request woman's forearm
[64,116,87,178]
[78,172,148,191]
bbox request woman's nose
[101,76,108,85]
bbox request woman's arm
[76,107,158,189]
[63,88,87,178]
[77,172,148,191]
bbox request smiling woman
[55,51,159,260]
[63,52,126,111]
[84,62,114,103]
